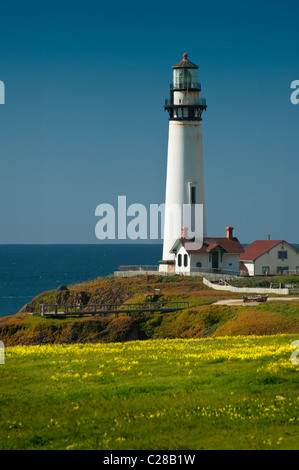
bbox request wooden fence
[39,301,189,318]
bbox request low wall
[114,271,237,280]
[191,272,238,282]
[203,277,290,295]
[114,270,162,278]
[158,271,238,280]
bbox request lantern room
[172,53,199,90]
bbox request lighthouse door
[212,251,219,269]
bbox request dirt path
[214,297,299,306]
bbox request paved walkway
[214,297,299,306]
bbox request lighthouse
[159,53,207,273]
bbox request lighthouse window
[178,254,182,267]
[179,69,192,88]
[191,186,196,204]
[184,254,188,267]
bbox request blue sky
[0,0,298,244]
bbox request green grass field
[0,335,299,450]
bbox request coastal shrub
[6,274,299,346]
[214,308,299,337]
[257,302,299,317]
[99,316,140,342]
[140,313,164,339]
[201,306,235,335]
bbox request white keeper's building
[170,226,244,276]
[240,239,299,276]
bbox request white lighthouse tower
[159,53,207,273]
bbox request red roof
[181,237,244,254]
[172,53,198,69]
[240,240,284,261]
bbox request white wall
[203,277,289,295]
[173,90,200,106]
[174,244,240,275]
[244,262,255,276]
[221,253,240,274]
[189,252,209,269]
[162,120,206,261]
[175,245,190,274]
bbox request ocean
[0,244,163,317]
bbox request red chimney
[226,226,234,239]
[181,227,189,239]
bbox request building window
[184,254,188,267]
[278,251,288,260]
[178,254,182,267]
[262,266,270,275]
[277,266,289,274]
